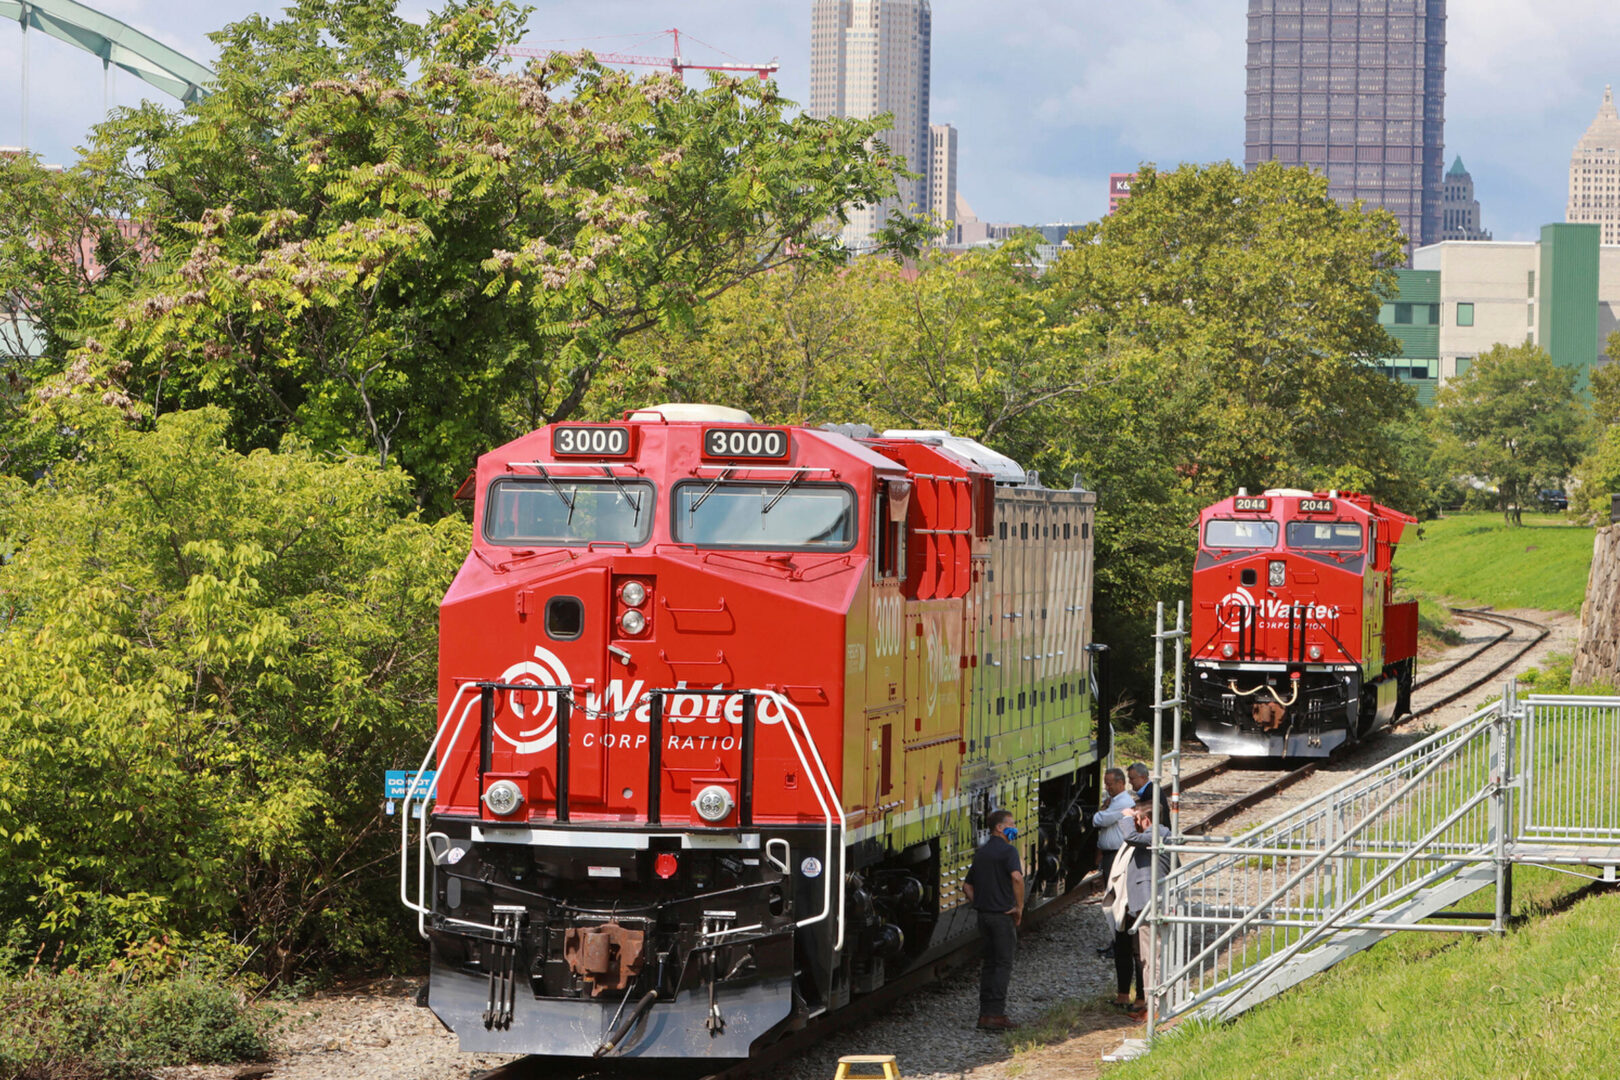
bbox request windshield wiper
[689,468,734,513]
[599,466,643,524]
[762,470,806,515]
[535,465,576,522]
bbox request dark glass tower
[1244,0,1446,250]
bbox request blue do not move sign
[385,769,435,799]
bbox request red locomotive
[1188,489,1417,758]
[399,405,1103,1059]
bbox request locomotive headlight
[1269,560,1286,587]
[693,784,735,823]
[620,609,647,635]
[482,780,524,817]
[1222,644,1236,659]
[1309,645,1324,661]
[620,581,647,607]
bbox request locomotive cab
[1188,489,1417,758]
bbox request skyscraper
[1244,0,1447,250]
[1440,156,1490,241]
[929,123,957,234]
[1567,86,1620,246]
[810,0,931,252]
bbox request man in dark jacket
[1127,762,1172,826]
[1104,796,1172,1021]
[964,808,1024,1031]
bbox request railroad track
[1173,607,1550,836]
[473,608,1553,1080]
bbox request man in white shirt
[1089,768,1133,879]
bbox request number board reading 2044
[702,427,790,460]
[551,425,633,458]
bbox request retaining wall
[1573,524,1620,689]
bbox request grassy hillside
[1394,511,1595,614]
[1103,879,1620,1080]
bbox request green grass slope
[1394,512,1595,614]
[1107,884,1620,1080]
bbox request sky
[1,0,1615,242]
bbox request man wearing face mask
[963,808,1025,1031]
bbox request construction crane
[497,27,779,80]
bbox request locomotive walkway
[1139,604,1620,1047]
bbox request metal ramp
[1137,604,1620,1042]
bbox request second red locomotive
[1188,489,1417,758]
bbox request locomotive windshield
[672,481,856,550]
[1286,521,1364,551]
[484,477,654,546]
[1204,519,1279,549]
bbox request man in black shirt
[963,808,1025,1030]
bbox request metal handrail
[401,683,479,938]
[1156,714,1491,996]
[759,689,848,950]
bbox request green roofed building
[1374,222,1616,401]
[1377,268,1442,405]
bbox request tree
[42,0,901,507]
[1431,342,1586,524]
[0,403,467,979]
[1573,424,1620,519]
[1045,161,1419,507]
[0,154,147,476]
[1590,330,1620,429]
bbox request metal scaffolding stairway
[1135,604,1620,1047]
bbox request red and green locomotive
[399,406,1104,1059]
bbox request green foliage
[1430,342,1587,525]
[1572,420,1620,518]
[0,153,147,477]
[1393,511,1594,614]
[1593,331,1620,428]
[599,161,1424,716]
[1047,161,1416,505]
[36,0,899,508]
[0,405,467,979]
[0,968,270,1080]
[1520,652,1616,696]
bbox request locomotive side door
[1363,519,1386,675]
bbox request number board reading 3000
[552,425,633,458]
[703,427,790,461]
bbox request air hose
[1227,679,1301,707]
[594,990,658,1058]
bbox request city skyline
[1,0,1617,242]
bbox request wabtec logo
[1216,588,1341,629]
[488,646,798,754]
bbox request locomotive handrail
[401,682,480,938]
[689,465,836,478]
[505,460,645,475]
[759,689,848,950]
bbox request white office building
[1568,86,1620,246]
[809,0,932,253]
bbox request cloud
[2,0,1615,236]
